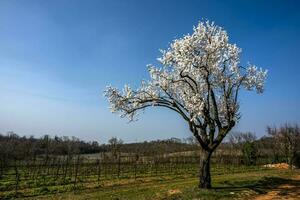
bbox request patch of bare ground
[263,163,294,170]
[167,188,182,196]
[253,174,300,200]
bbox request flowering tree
[104,21,267,189]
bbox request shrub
[293,151,300,168]
[242,142,257,166]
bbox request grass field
[1,167,299,200]
[0,161,265,198]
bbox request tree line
[0,123,299,168]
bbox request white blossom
[104,21,267,145]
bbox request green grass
[0,164,260,194]
[13,169,298,200]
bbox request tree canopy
[105,21,267,151]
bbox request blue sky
[0,0,299,143]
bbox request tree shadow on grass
[214,176,300,198]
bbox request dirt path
[254,175,300,200]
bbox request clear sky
[0,0,299,143]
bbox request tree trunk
[199,150,212,189]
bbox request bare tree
[108,137,123,159]
[267,124,300,167]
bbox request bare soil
[263,163,291,169]
[254,174,300,200]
